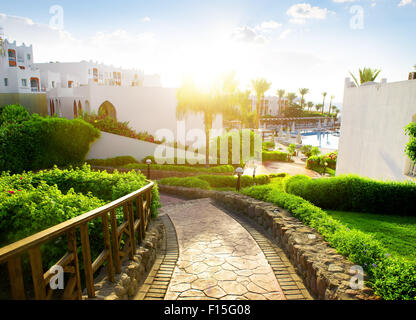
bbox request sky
[0,0,415,104]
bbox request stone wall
[83,218,165,300]
[158,185,377,300]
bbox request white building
[336,77,416,182]
[35,61,161,91]
[0,37,42,94]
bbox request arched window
[85,100,91,114]
[30,78,40,92]
[73,100,78,118]
[98,101,117,120]
[8,49,16,67]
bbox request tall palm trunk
[204,113,213,166]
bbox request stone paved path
[163,198,286,300]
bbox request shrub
[262,150,290,162]
[284,174,416,216]
[87,156,139,167]
[197,174,270,188]
[0,114,100,173]
[158,177,210,190]
[262,141,275,150]
[125,163,234,174]
[0,104,30,125]
[307,151,337,171]
[242,184,416,300]
[269,173,288,178]
[405,122,416,162]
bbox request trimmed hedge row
[241,184,416,300]
[124,163,235,173]
[86,156,139,167]
[262,150,290,162]
[284,175,416,216]
[158,174,271,190]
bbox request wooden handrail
[0,180,154,300]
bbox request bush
[158,177,211,190]
[405,122,416,162]
[284,174,416,216]
[242,184,416,300]
[262,141,275,150]
[0,104,30,125]
[269,173,288,178]
[0,113,100,173]
[198,174,270,188]
[262,150,290,162]
[87,156,139,167]
[125,163,234,174]
[307,151,337,171]
[0,165,160,275]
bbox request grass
[327,210,416,262]
[310,166,336,176]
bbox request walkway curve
[137,194,312,300]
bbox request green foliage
[269,173,288,178]
[262,150,290,162]
[124,163,234,173]
[287,144,296,158]
[350,67,382,86]
[262,141,275,150]
[158,177,211,190]
[300,145,321,158]
[241,183,416,300]
[0,113,100,173]
[0,104,30,125]
[87,156,139,167]
[307,151,337,171]
[405,122,416,162]
[284,174,416,216]
[158,174,270,190]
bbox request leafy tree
[321,92,327,115]
[277,89,286,115]
[349,67,382,86]
[0,104,30,125]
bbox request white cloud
[230,26,268,44]
[256,20,282,31]
[398,0,413,7]
[141,16,151,23]
[287,3,330,24]
[332,0,360,3]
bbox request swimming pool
[301,131,339,150]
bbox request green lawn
[327,210,416,262]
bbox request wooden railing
[0,181,154,300]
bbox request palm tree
[251,78,272,128]
[236,89,256,128]
[307,101,314,112]
[298,88,309,110]
[315,104,323,113]
[329,95,335,116]
[286,92,297,106]
[349,67,382,86]
[321,92,327,115]
[177,79,228,165]
[277,89,286,115]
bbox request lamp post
[252,165,257,186]
[235,167,244,192]
[323,162,328,176]
[146,159,152,179]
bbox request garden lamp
[236,167,244,191]
[253,165,257,185]
[146,159,152,179]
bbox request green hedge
[124,163,234,173]
[284,175,416,216]
[158,177,211,190]
[87,156,139,167]
[0,105,100,173]
[0,165,160,280]
[262,150,290,162]
[158,174,270,189]
[241,184,416,300]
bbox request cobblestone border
[158,185,377,300]
[217,203,313,300]
[135,211,179,300]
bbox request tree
[321,92,327,115]
[251,78,271,128]
[315,104,323,113]
[176,79,228,165]
[286,92,297,106]
[405,122,416,162]
[349,67,382,86]
[235,89,256,129]
[329,95,335,116]
[298,88,310,110]
[307,101,314,112]
[277,89,286,116]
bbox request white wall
[336,79,416,182]
[87,131,206,163]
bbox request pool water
[301,131,339,150]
